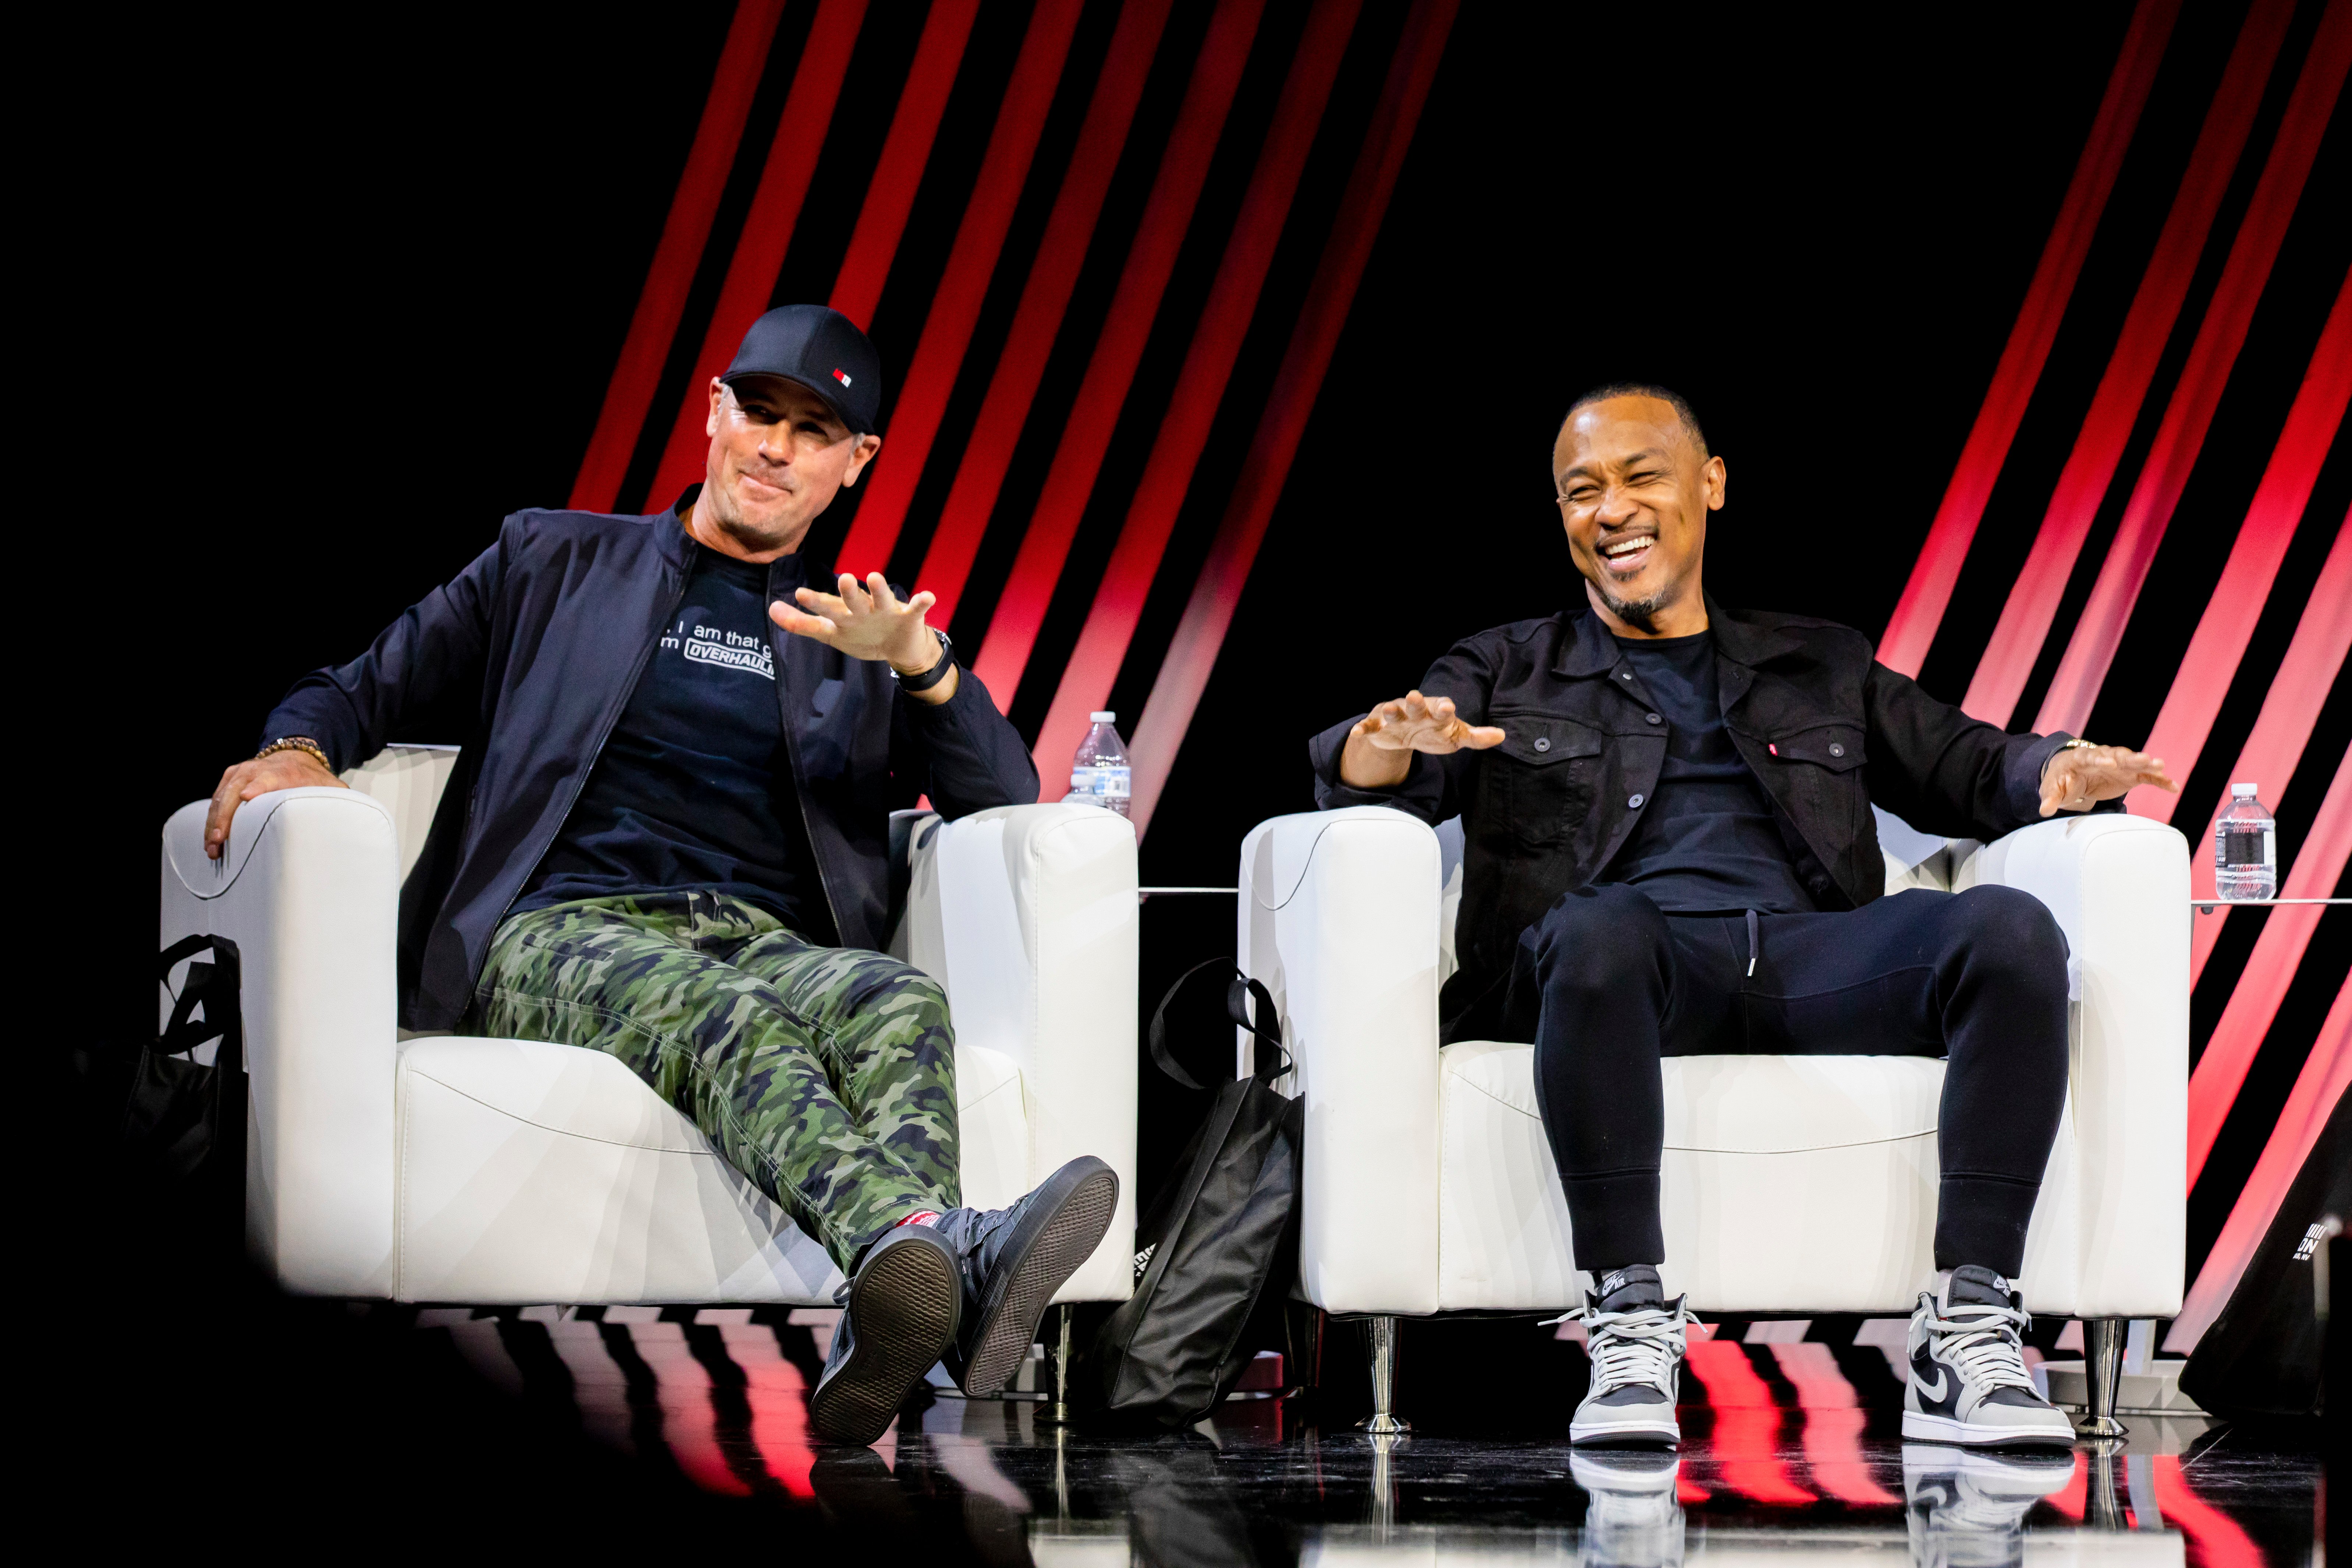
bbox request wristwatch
[890,630,955,693]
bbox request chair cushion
[1435,1042,1999,1313]
[394,1036,1027,1304]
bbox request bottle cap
[1090,711,1116,723]
[2231,782,2259,797]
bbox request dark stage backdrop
[120,0,2345,1340]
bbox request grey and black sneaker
[929,1155,1120,1396]
[1570,1266,1688,1446]
[1901,1265,2074,1447]
[809,1224,962,1446]
[1902,1442,2075,1568]
[1572,1449,1686,1568]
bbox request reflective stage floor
[136,1301,2316,1564]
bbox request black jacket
[263,500,1039,1030]
[1309,600,2081,1042]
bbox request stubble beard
[1589,575,1675,633]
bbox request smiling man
[1312,384,2174,1449]
[205,305,1118,1448]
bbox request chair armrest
[1240,807,1445,1315]
[907,803,1138,1301]
[161,788,402,1296]
[1954,814,2189,1316]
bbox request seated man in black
[203,305,1118,1446]
[1312,384,2174,1447]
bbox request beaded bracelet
[256,736,335,773]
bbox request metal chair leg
[1357,1315,1410,1434]
[2077,1317,2129,1439]
[1037,1303,1074,1427]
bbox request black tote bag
[1082,961,1303,1430]
[124,934,248,1205]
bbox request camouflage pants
[473,892,958,1272]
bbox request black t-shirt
[1598,630,1815,915]
[516,544,821,928]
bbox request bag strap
[156,935,244,1061]
[1225,975,1291,1084]
[1146,959,1229,1091]
[1145,960,1291,1091]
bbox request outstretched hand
[770,572,958,703]
[1338,690,1504,789]
[2039,743,2175,817]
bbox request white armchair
[1237,804,2188,1426]
[160,744,1139,1307]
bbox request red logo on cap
[832,367,853,387]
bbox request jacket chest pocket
[1763,723,1866,773]
[1478,716,1603,848]
[1754,722,1869,842]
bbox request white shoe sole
[1571,1410,1681,1446]
[1902,1409,2075,1448]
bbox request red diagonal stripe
[2189,510,2352,986]
[1877,0,2181,677]
[569,0,791,513]
[1027,0,1364,789]
[645,0,870,512]
[1680,1341,1817,1506]
[831,0,1090,576]
[964,0,1268,691]
[2188,743,2351,1184]
[2039,0,2352,734]
[1765,1344,1902,1507]
[1962,0,2297,726]
[2170,967,2349,1350]
[912,0,1179,625]
[2131,269,2352,821]
[827,0,981,330]
[1127,0,1456,831]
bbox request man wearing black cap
[203,305,1119,1446]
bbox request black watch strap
[892,630,955,693]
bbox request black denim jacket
[1309,600,2077,1041]
[264,497,1038,1030]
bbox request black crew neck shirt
[516,544,821,929]
[1598,630,1815,915]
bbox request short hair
[1559,382,1709,459]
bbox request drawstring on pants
[1744,909,1760,978]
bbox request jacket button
[1629,793,1645,808]
[1646,713,1662,725]
[1829,743,1846,757]
[1533,736,1550,752]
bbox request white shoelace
[1917,1295,2037,1395]
[1583,1300,1690,1395]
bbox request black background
[38,0,2346,1483]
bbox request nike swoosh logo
[1915,1368,1950,1403]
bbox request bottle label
[2218,828,2273,867]
[1070,767,1131,799]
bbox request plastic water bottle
[2214,783,2276,901]
[1070,711,1132,818]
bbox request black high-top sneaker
[926,1155,1120,1396]
[1570,1265,1689,1446]
[809,1224,962,1446]
[1903,1442,2076,1568]
[1902,1266,2074,1447]
[1572,1449,1686,1568]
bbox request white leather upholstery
[1239,806,2188,1319]
[161,757,1138,1305]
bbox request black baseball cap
[721,304,882,435]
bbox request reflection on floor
[407,1305,2324,1566]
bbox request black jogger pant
[1514,883,2070,1278]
